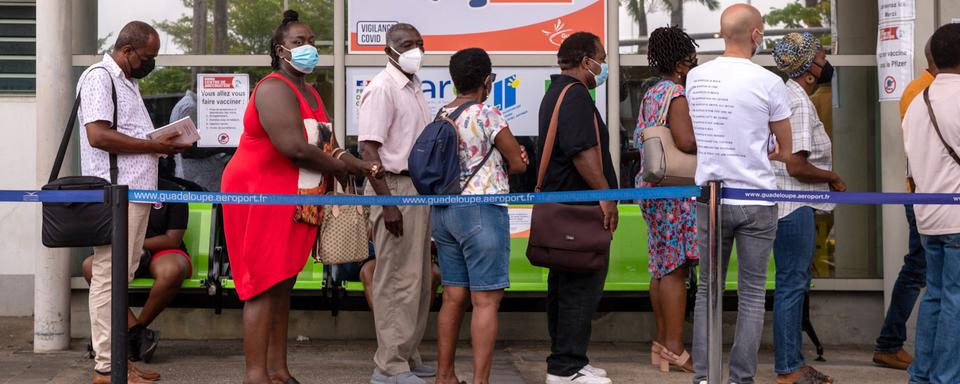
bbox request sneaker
[546,368,612,384]
[582,364,608,378]
[371,369,426,384]
[136,328,160,363]
[410,364,436,378]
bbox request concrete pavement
[1,317,909,383]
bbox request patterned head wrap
[773,32,822,78]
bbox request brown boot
[896,348,914,365]
[873,350,911,370]
[92,370,159,384]
[129,362,161,381]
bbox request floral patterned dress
[634,79,699,279]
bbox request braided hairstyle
[647,26,698,75]
[270,10,301,70]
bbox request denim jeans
[908,233,960,384]
[692,203,778,384]
[772,207,815,374]
[546,265,609,376]
[875,204,927,353]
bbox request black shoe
[137,327,160,363]
[127,326,143,362]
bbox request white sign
[347,66,606,136]
[509,207,533,239]
[197,73,249,147]
[876,22,914,101]
[348,0,606,54]
[878,0,915,23]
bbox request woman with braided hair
[633,25,699,373]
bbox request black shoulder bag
[42,66,119,248]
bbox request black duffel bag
[42,66,118,248]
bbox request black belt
[388,171,410,177]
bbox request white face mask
[390,46,423,75]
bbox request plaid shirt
[773,79,835,219]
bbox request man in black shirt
[83,174,191,364]
[537,32,618,384]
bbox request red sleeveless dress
[221,73,328,300]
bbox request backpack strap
[438,101,489,191]
[924,88,960,166]
[49,66,118,184]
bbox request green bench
[129,203,214,290]
[131,203,774,295]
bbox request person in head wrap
[770,32,847,384]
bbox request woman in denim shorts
[433,48,529,384]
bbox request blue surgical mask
[753,31,765,57]
[588,58,609,87]
[282,45,319,74]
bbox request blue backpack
[409,102,494,195]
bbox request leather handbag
[42,67,118,248]
[315,177,371,265]
[640,85,697,186]
[525,82,612,273]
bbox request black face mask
[130,57,156,79]
[817,61,834,85]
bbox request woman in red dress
[221,10,381,384]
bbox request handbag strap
[923,88,960,167]
[49,66,119,184]
[535,82,603,192]
[653,85,680,126]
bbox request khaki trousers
[366,174,432,375]
[90,203,151,372]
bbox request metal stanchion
[109,185,129,383]
[707,180,723,384]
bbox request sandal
[659,348,693,373]
[651,341,665,366]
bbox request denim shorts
[431,204,510,291]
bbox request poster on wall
[347,0,606,54]
[876,22,913,102]
[197,74,249,147]
[346,66,606,136]
[878,0,915,24]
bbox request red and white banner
[348,0,606,54]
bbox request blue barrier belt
[127,186,702,206]
[723,188,960,205]
[0,190,105,203]
[6,187,960,206]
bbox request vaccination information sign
[876,22,913,101]
[346,66,606,136]
[348,0,606,54]
[197,74,249,147]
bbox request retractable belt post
[706,180,723,384]
[108,185,129,384]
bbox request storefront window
[618,0,834,54]
[96,0,335,55]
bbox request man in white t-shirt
[686,4,794,384]
[902,23,960,384]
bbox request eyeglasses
[488,73,497,83]
[685,57,699,66]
